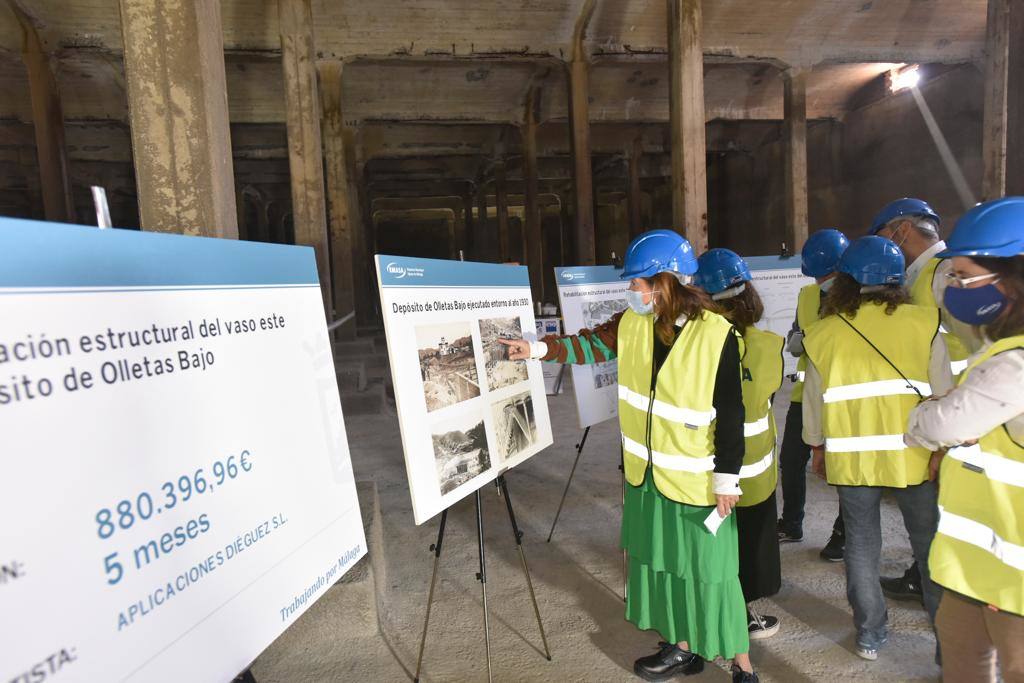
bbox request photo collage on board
[582,299,627,391]
[414,316,537,497]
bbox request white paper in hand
[704,508,728,536]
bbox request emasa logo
[386,262,407,279]
[560,271,585,282]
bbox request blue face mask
[626,289,654,315]
[943,283,1008,326]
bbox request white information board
[376,255,553,525]
[746,255,814,375]
[0,219,366,683]
[554,266,630,429]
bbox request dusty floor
[254,381,940,682]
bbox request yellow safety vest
[618,308,736,506]
[910,257,970,376]
[803,302,939,487]
[738,326,784,507]
[929,335,1024,616]
[791,283,821,404]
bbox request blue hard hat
[938,197,1024,259]
[621,229,698,279]
[801,229,850,278]
[869,198,941,235]
[695,248,752,295]
[838,236,905,286]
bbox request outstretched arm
[500,310,624,364]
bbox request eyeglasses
[944,271,1000,288]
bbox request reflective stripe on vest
[822,379,931,404]
[617,384,717,427]
[738,326,784,506]
[928,334,1024,615]
[937,505,1024,571]
[744,412,770,437]
[803,303,938,487]
[950,358,969,375]
[617,309,735,506]
[793,370,806,382]
[947,444,1024,489]
[791,284,821,404]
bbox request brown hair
[972,256,1024,340]
[821,273,910,319]
[713,283,765,334]
[649,271,718,345]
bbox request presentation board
[554,266,630,429]
[0,219,366,683]
[746,255,815,375]
[375,255,553,525]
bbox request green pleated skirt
[621,473,750,661]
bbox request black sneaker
[777,519,803,543]
[880,564,923,602]
[819,530,845,562]
[747,609,780,639]
[731,665,760,683]
[633,642,705,681]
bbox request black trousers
[737,492,782,602]
[778,400,844,534]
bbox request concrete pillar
[523,88,544,300]
[784,69,809,251]
[119,0,237,237]
[667,0,708,253]
[627,135,644,239]
[10,3,75,223]
[475,184,491,261]
[1007,1,1024,195]
[279,0,332,310]
[318,60,355,338]
[462,191,475,259]
[569,0,598,265]
[495,160,511,261]
[348,140,374,326]
[983,0,1010,199]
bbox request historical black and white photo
[478,315,530,391]
[491,390,538,461]
[415,321,481,412]
[429,412,492,495]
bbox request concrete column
[279,0,332,310]
[462,191,475,259]
[1007,0,1024,195]
[667,0,708,253]
[475,184,491,261]
[495,160,510,261]
[10,3,74,222]
[569,1,597,265]
[784,69,809,251]
[523,88,543,300]
[348,139,374,325]
[119,0,237,237]
[627,135,644,239]
[318,60,355,338]
[983,0,1010,199]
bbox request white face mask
[819,278,836,293]
[626,289,654,315]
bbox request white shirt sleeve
[927,333,954,397]
[801,360,825,447]
[906,348,1024,450]
[528,340,550,359]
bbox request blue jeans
[836,482,941,647]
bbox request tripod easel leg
[414,509,448,683]
[498,475,552,661]
[621,447,627,603]
[474,490,493,683]
[546,426,591,543]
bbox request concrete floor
[253,380,941,682]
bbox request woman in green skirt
[502,229,758,682]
